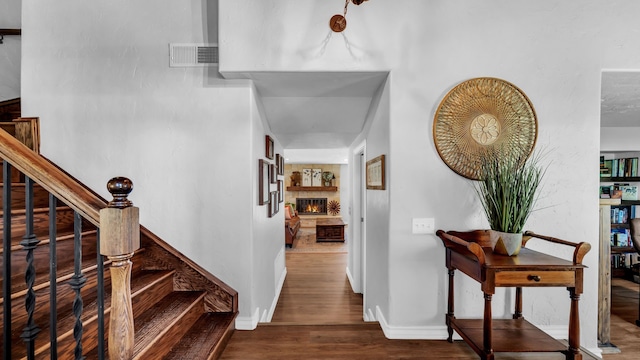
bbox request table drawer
[495,270,575,287]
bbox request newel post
[99,177,140,360]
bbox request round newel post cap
[107,177,133,208]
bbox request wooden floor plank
[604,278,640,359]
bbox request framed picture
[269,191,279,217]
[270,163,277,184]
[366,154,385,190]
[311,168,322,186]
[259,159,270,205]
[276,153,284,175]
[265,135,274,160]
[278,180,284,203]
[302,168,312,186]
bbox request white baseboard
[262,265,287,322]
[364,307,376,322]
[235,307,260,330]
[346,266,362,293]
[376,306,458,340]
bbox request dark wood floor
[221,252,638,359]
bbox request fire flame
[305,204,320,213]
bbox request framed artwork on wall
[269,191,279,217]
[276,154,284,175]
[270,163,277,184]
[312,168,322,186]
[265,135,274,160]
[366,154,385,190]
[302,168,312,186]
[259,159,270,205]
[278,180,284,203]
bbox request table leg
[567,288,582,360]
[447,269,455,342]
[513,287,523,319]
[483,293,494,360]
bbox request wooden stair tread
[163,312,236,360]
[132,291,206,357]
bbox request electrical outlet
[412,218,435,234]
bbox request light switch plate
[412,218,435,234]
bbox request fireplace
[296,198,327,215]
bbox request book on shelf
[602,157,639,178]
[611,228,631,247]
[611,207,629,224]
[601,156,612,177]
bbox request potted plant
[474,152,545,256]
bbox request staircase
[0,129,237,359]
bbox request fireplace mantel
[286,186,337,192]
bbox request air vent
[169,43,218,67]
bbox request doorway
[598,70,640,355]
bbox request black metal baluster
[20,176,41,360]
[69,212,86,360]
[96,228,105,360]
[49,194,58,357]
[3,161,13,359]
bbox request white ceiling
[249,72,388,163]
[601,71,640,127]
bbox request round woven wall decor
[433,77,537,180]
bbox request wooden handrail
[436,230,486,265]
[0,129,103,226]
[523,231,591,264]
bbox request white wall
[250,84,287,326]
[219,0,640,352]
[0,0,21,101]
[21,0,283,328]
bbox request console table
[436,229,591,360]
[316,218,345,242]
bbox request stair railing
[1,129,138,359]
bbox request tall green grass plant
[474,152,545,233]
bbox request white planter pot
[490,230,523,256]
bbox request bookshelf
[600,153,640,278]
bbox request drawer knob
[528,275,541,282]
